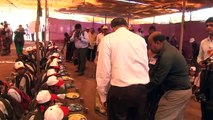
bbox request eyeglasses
[206,24,213,27]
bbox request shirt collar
[207,36,213,42]
[158,41,169,56]
[115,27,128,32]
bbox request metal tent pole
[92,16,94,28]
[35,0,41,77]
[104,14,107,25]
[44,0,48,54]
[179,0,186,52]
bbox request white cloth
[20,77,26,93]
[96,33,104,52]
[70,31,89,48]
[8,88,22,102]
[136,31,142,36]
[197,37,213,63]
[42,26,45,32]
[0,101,7,115]
[96,33,104,45]
[96,27,150,103]
[0,100,9,116]
[25,26,30,34]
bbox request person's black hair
[0,80,4,85]
[153,34,166,42]
[149,25,156,31]
[206,17,213,23]
[75,23,82,29]
[64,32,69,36]
[166,36,170,41]
[100,25,104,28]
[111,18,128,28]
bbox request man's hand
[100,101,107,112]
[199,61,206,68]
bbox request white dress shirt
[96,33,104,52]
[70,31,89,48]
[197,37,213,63]
[96,33,104,45]
[96,27,150,103]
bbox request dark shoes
[75,69,84,76]
[78,73,84,76]
[66,60,72,63]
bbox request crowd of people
[45,17,213,120]
[61,23,110,76]
[0,22,41,57]
[95,17,213,120]
[0,41,76,119]
[0,16,212,120]
[0,21,13,56]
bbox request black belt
[111,84,146,89]
[202,68,213,71]
[166,87,191,91]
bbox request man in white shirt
[25,24,30,40]
[41,25,45,41]
[96,17,150,120]
[96,25,109,52]
[70,23,89,76]
[197,16,213,120]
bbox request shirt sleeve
[20,77,26,92]
[70,32,75,42]
[80,31,89,43]
[96,34,99,45]
[96,37,111,103]
[197,41,204,63]
[147,54,173,90]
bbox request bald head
[148,31,166,54]
[148,31,166,43]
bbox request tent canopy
[1,0,213,19]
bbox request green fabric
[14,31,25,55]
[14,41,24,55]
[149,41,190,91]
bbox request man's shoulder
[104,32,113,38]
[161,44,178,56]
[200,37,209,44]
[97,33,103,37]
[202,37,210,41]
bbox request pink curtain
[49,18,208,58]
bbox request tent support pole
[105,14,107,25]
[179,0,186,52]
[35,0,41,77]
[92,16,94,28]
[44,0,48,54]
